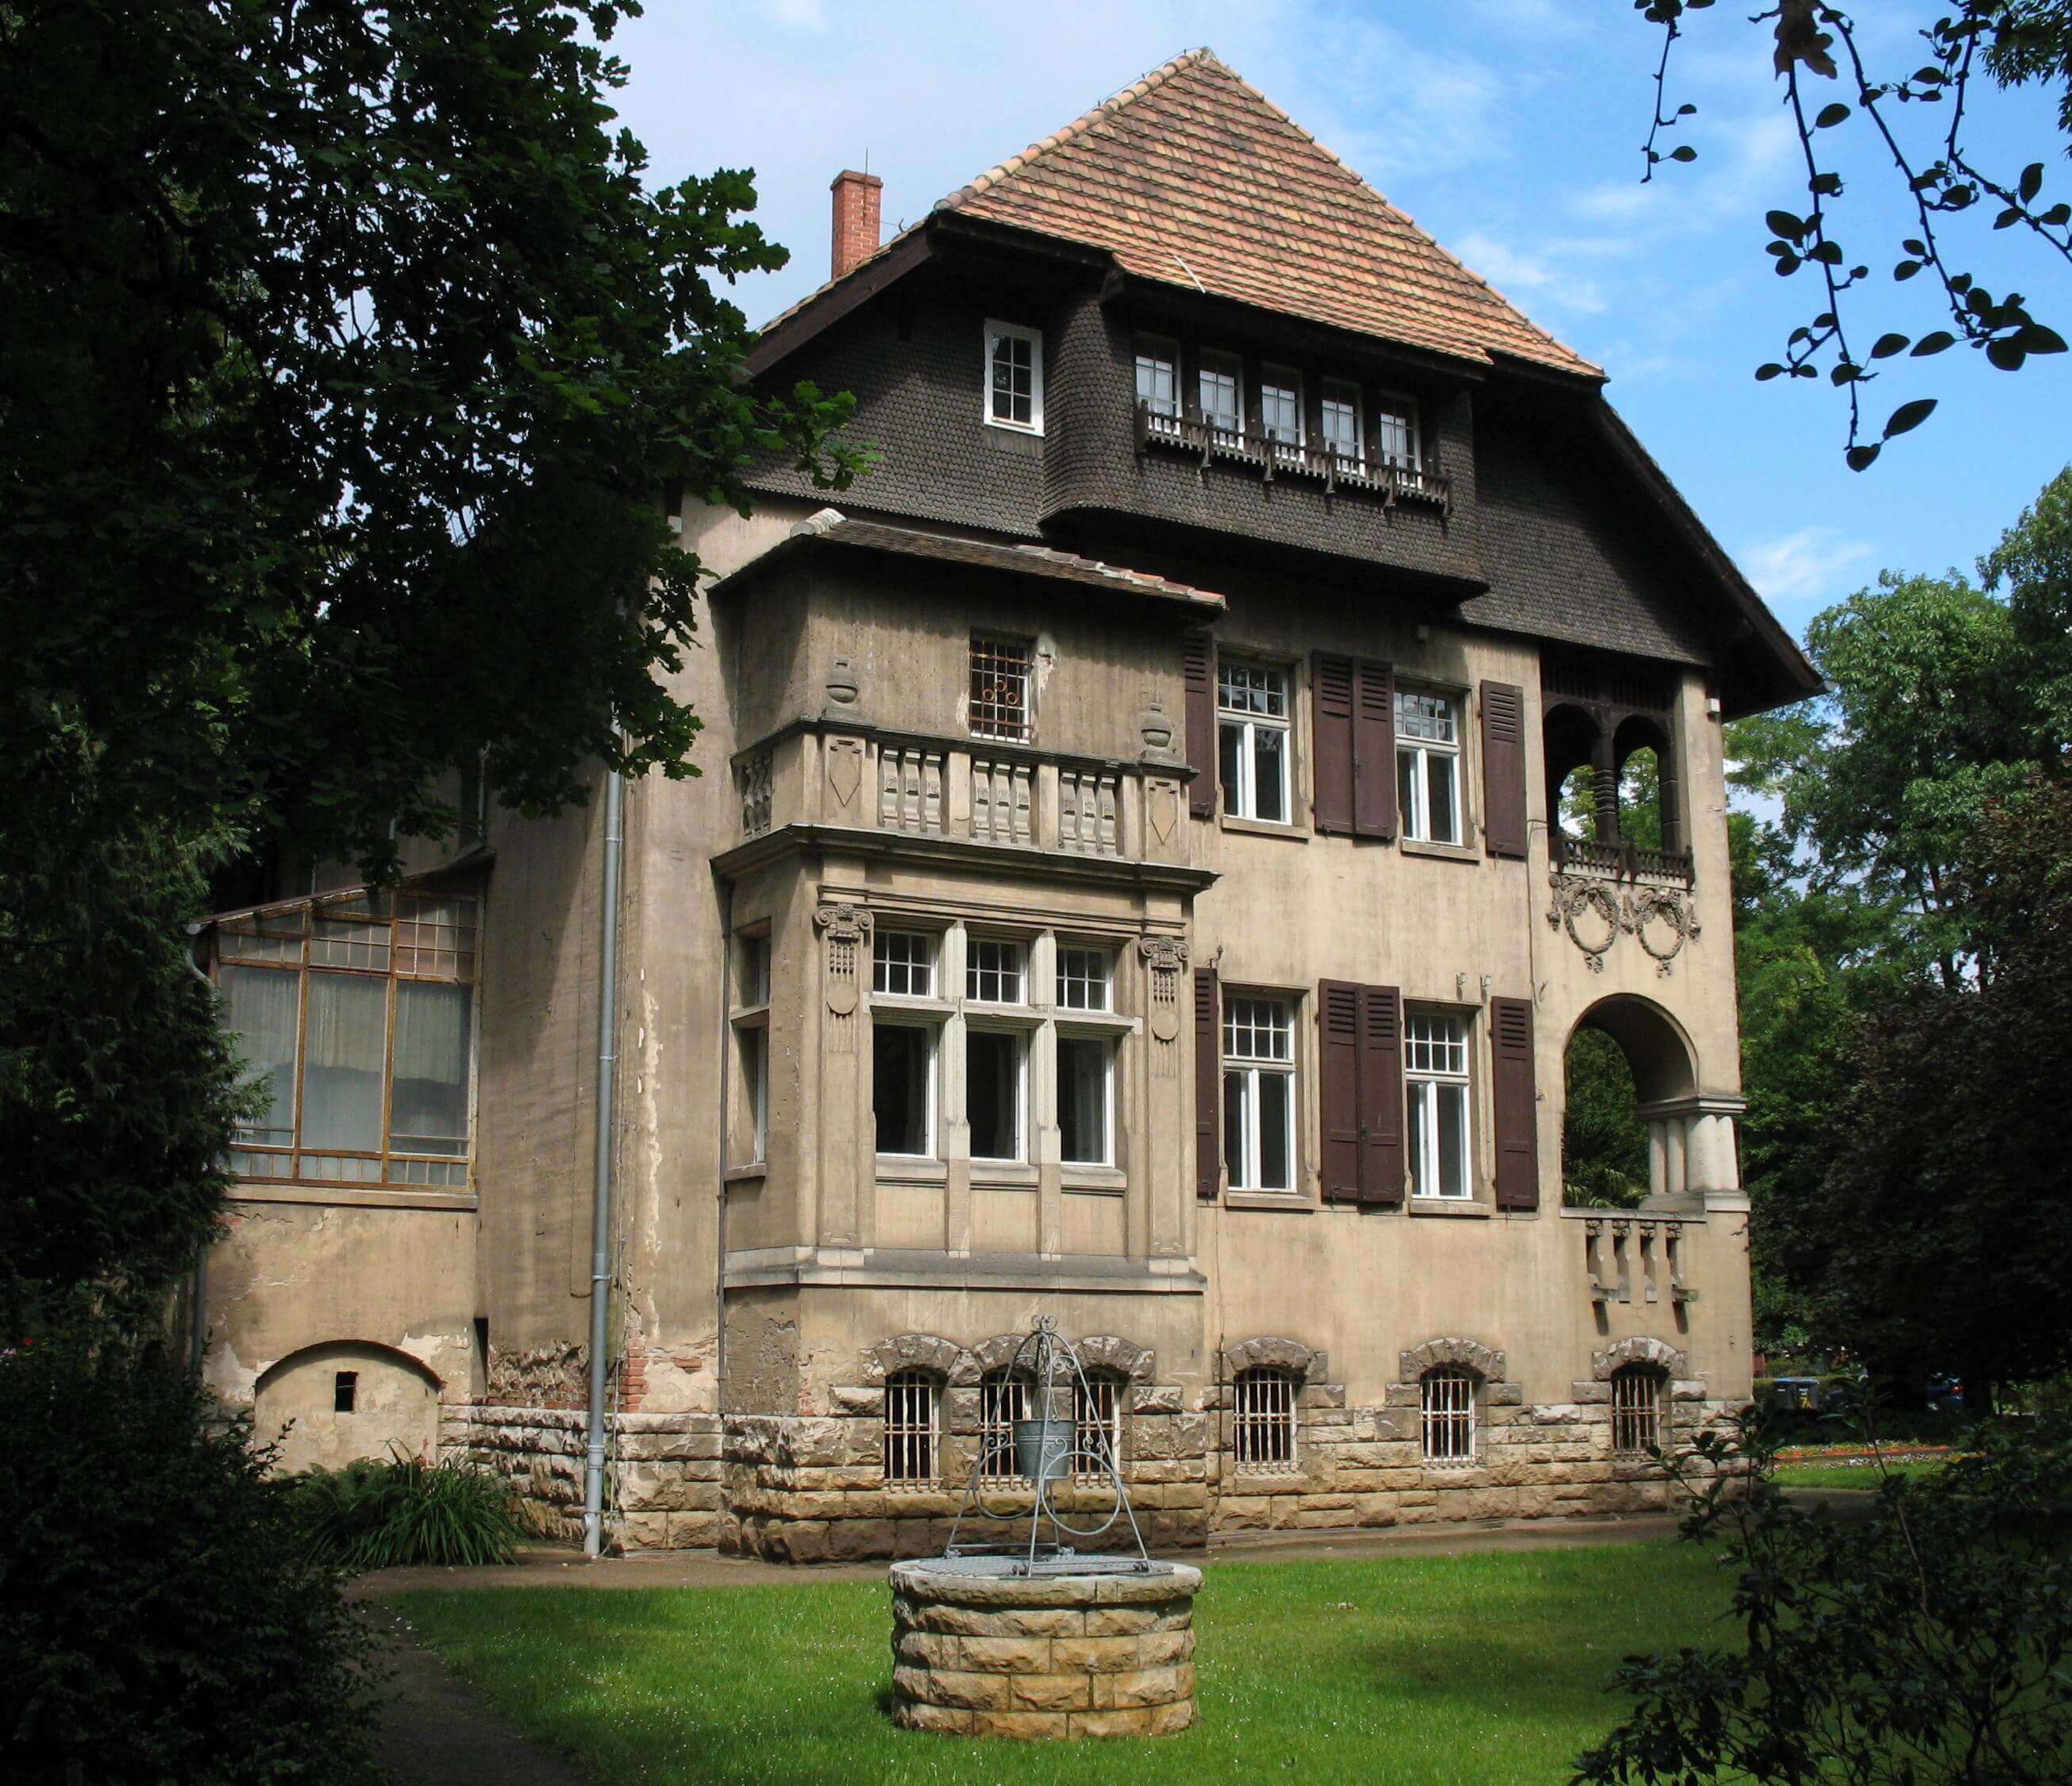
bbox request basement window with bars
[1231,1366,1300,1473]
[1611,1365,1666,1455]
[884,1370,939,1487]
[1421,1367,1479,1464]
[969,635,1033,742]
[1074,1374,1125,1482]
[215,888,478,1188]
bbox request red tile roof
[760,48,1602,379]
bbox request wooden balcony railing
[1550,829,1694,887]
[1133,400,1450,510]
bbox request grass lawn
[1772,1458,1946,1490]
[388,1540,1735,1784]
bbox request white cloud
[1453,232,1610,316]
[1739,526,1875,608]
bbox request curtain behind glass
[390,980,470,1156]
[302,973,387,1153]
[221,965,299,1145]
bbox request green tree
[0,0,861,1321]
[1562,1028,1651,1209]
[1634,2,2072,468]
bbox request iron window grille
[969,636,1033,741]
[884,1370,939,1487]
[1074,1375,1125,1482]
[1223,995,1295,1191]
[1057,945,1111,1011]
[1232,1366,1300,1472]
[873,930,934,999]
[1396,690,1462,845]
[1421,1367,1478,1463]
[1612,1365,1666,1455]
[1218,660,1291,823]
[1405,1010,1472,1199]
[985,321,1042,431]
[979,1370,1031,1481]
[966,937,1026,1004]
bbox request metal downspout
[182,924,217,1375]
[583,762,626,1558]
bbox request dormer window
[1321,379,1361,464]
[1259,366,1304,454]
[1198,349,1243,446]
[984,320,1043,433]
[1375,394,1419,469]
[1134,336,1179,421]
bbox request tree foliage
[0,1333,381,1784]
[0,0,860,1319]
[1576,1403,2072,1784]
[1635,1,2072,466]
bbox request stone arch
[858,1333,972,1388]
[1397,1336,1506,1384]
[253,1340,442,1475]
[1075,1335,1154,1384]
[1612,712,1681,853]
[1219,1335,1327,1384]
[1570,995,1698,1106]
[1543,701,1602,829]
[1593,1335,1689,1380]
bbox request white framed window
[1612,1365,1666,1455]
[1057,945,1111,1011]
[1232,1366,1299,1472]
[1073,1374,1125,1481]
[979,1369,1031,1481]
[1197,348,1243,445]
[969,635,1033,742]
[966,937,1026,1005]
[1421,1368,1477,1462]
[873,930,935,999]
[1374,394,1419,468]
[984,320,1042,433]
[1223,995,1295,1192]
[1396,689,1462,845]
[872,1019,937,1157]
[967,1026,1027,1162]
[1405,1010,1472,1199]
[1259,364,1304,454]
[884,1370,940,1485]
[1057,1034,1114,1166]
[1218,660,1291,825]
[1321,377,1362,464]
[1134,336,1179,421]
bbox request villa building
[196,51,1818,1557]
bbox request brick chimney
[830,169,883,280]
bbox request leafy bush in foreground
[1576,1407,2072,1785]
[0,1334,378,1784]
[291,1452,521,1569]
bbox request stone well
[889,1556,1201,1739]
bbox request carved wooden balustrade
[1549,828,1694,887]
[1133,399,1451,509]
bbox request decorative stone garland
[1546,875,1701,976]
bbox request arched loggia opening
[1542,686,1688,871]
[1611,714,1681,856]
[1562,996,1705,1208]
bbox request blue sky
[607,1,2070,649]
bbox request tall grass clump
[292,1449,521,1569]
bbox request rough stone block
[1011,1672,1092,1712]
[968,1710,1069,1740]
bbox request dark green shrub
[291,1451,520,1569]
[0,1333,378,1784]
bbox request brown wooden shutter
[1184,633,1216,818]
[1357,984,1405,1205]
[1194,968,1221,1199]
[1481,679,1529,860]
[1318,980,1363,1201]
[1353,660,1399,840]
[1312,653,1355,834]
[1490,995,1540,1211]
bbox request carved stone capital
[1136,935,1189,973]
[812,902,872,944]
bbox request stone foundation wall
[441,1404,722,1549]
